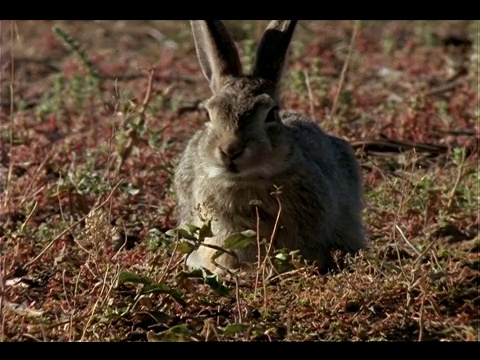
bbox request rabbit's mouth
[204,146,282,179]
[227,163,239,173]
[203,161,258,179]
[204,162,242,178]
[204,160,279,180]
[221,155,262,177]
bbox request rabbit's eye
[265,106,279,123]
[203,109,211,121]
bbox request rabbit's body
[173,21,365,274]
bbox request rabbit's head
[191,20,298,179]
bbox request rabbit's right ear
[190,20,243,93]
[252,20,297,97]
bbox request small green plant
[241,39,256,74]
[272,248,303,273]
[115,271,187,315]
[35,73,66,119]
[52,25,101,83]
[414,21,438,47]
[166,219,256,270]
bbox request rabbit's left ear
[252,20,298,94]
[191,20,243,93]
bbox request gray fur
[173,20,365,274]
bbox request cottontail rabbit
[174,20,365,274]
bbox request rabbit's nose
[219,144,244,162]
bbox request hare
[173,20,365,275]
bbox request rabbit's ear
[252,20,297,92]
[190,20,242,92]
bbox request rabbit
[173,20,365,275]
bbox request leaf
[173,241,195,254]
[176,228,197,241]
[186,223,199,233]
[203,271,229,296]
[165,229,176,237]
[176,269,229,297]
[168,291,188,307]
[117,271,152,286]
[176,269,204,281]
[222,323,250,336]
[142,283,187,307]
[223,230,256,250]
[198,221,214,239]
[142,311,170,324]
[147,325,197,342]
[165,228,197,241]
[141,283,172,294]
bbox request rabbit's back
[281,111,365,253]
[282,110,362,207]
